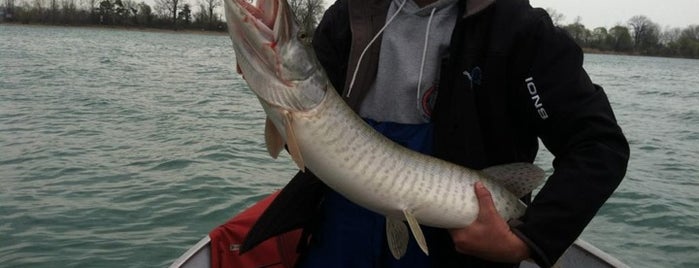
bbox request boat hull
[170,235,628,268]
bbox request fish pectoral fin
[264,117,284,159]
[283,111,305,172]
[482,163,546,198]
[386,218,409,260]
[403,210,429,256]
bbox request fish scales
[224,0,543,238]
[290,88,516,227]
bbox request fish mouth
[225,0,293,75]
[227,0,317,85]
[225,0,323,111]
[227,0,285,45]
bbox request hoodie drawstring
[346,0,407,98]
[416,7,437,113]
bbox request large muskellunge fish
[224,0,544,259]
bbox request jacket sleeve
[312,0,351,92]
[509,11,630,267]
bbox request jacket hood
[392,0,458,16]
[465,0,495,18]
[391,0,494,17]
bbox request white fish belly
[290,90,523,228]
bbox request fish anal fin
[386,218,409,260]
[403,210,428,256]
[283,111,305,172]
[482,163,545,198]
[264,117,284,159]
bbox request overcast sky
[529,0,697,29]
[319,0,697,30]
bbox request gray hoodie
[358,0,459,124]
[357,0,496,124]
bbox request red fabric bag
[209,192,302,268]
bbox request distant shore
[1,22,228,36]
[581,48,642,57]
[3,22,695,59]
[581,47,698,59]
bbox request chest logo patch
[462,67,482,88]
[525,77,549,120]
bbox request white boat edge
[169,236,211,268]
[170,236,629,268]
[521,239,629,268]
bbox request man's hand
[448,181,530,263]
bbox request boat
[171,236,628,268]
[170,193,629,268]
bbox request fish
[224,0,545,259]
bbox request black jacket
[244,0,629,267]
[312,0,629,266]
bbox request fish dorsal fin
[264,117,284,159]
[482,163,546,198]
[403,210,429,256]
[283,111,305,172]
[385,218,409,259]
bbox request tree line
[548,9,699,59]
[0,0,324,33]
[2,1,697,59]
[0,0,226,30]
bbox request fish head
[225,0,327,112]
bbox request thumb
[475,181,497,217]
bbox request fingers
[474,181,497,217]
[446,182,530,263]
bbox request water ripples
[2,25,698,267]
[1,25,297,267]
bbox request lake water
[1,24,698,267]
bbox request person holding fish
[227,0,629,267]
[294,0,629,267]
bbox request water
[1,24,698,267]
[533,54,699,267]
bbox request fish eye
[297,31,312,46]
